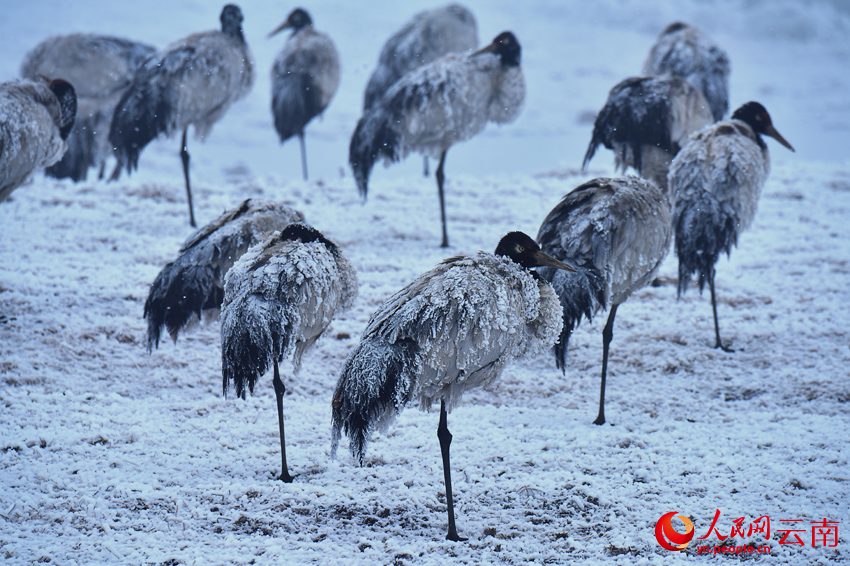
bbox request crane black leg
[272,358,294,483]
[437,400,466,541]
[180,128,196,227]
[298,130,308,181]
[594,304,619,426]
[709,272,734,352]
[435,150,449,248]
[423,156,430,177]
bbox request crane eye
[517,245,525,253]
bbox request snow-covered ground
[1,0,848,564]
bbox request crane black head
[269,8,313,38]
[221,4,246,42]
[732,102,795,152]
[49,79,77,140]
[661,22,690,36]
[279,222,339,254]
[475,31,521,68]
[495,232,575,272]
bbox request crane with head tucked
[222,223,357,482]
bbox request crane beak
[268,21,291,38]
[472,41,497,57]
[764,124,795,152]
[532,250,577,272]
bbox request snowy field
[1,0,849,564]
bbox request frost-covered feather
[363,4,478,111]
[643,22,730,122]
[583,76,712,191]
[331,240,562,463]
[536,176,672,371]
[270,9,340,143]
[20,33,156,182]
[109,5,253,177]
[350,31,525,199]
[221,223,357,400]
[0,79,76,202]
[144,199,304,351]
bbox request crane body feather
[331,252,561,463]
[643,22,730,122]
[536,176,672,369]
[221,224,357,400]
[363,4,478,111]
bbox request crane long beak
[532,250,577,272]
[471,41,497,57]
[765,124,795,152]
[268,21,291,38]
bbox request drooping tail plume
[221,293,292,399]
[674,192,736,297]
[331,337,419,464]
[144,263,221,351]
[348,106,403,199]
[538,265,605,372]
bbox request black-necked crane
[363,3,478,177]
[331,231,572,541]
[108,4,254,227]
[0,79,76,203]
[582,76,713,191]
[350,31,525,248]
[536,176,672,425]
[144,199,304,351]
[20,33,156,182]
[669,101,794,351]
[268,8,340,181]
[643,22,731,123]
[222,222,357,482]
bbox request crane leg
[594,304,619,426]
[180,128,196,228]
[435,150,450,248]
[709,272,734,352]
[298,130,308,181]
[423,156,430,177]
[437,400,466,542]
[272,359,294,483]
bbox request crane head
[495,232,576,272]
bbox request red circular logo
[655,511,695,551]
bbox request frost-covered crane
[222,223,357,482]
[670,101,793,351]
[331,231,572,541]
[144,199,304,351]
[109,4,254,227]
[350,31,525,248]
[20,33,156,182]
[363,3,477,176]
[0,79,76,203]
[582,76,712,191]
[269,8,340,181]
[643,22,730,122]
[536,176,672,425]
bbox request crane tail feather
[144,263,221,352]
[538,266,605,372]
[221,294,290,399]
[331,338,419,464]
[674,194,737,297]
[109,79,173,177]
